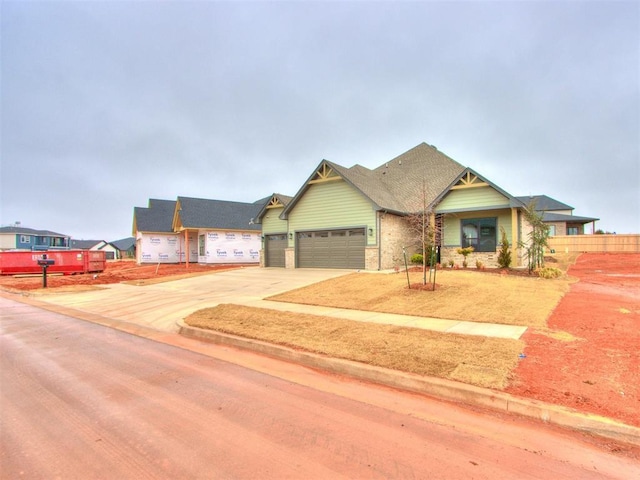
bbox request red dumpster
[0,250,106,275]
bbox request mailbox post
[37,254,55,288]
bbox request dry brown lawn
[185,257,575,390]
[268,269,572,327]
[185,304,524,389]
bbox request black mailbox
[37,255,55,288]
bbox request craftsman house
[133,197,264,264]
[256,143,596,269]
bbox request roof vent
[398,160,402,165]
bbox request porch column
[185,230,189,268]
[511,208,519,266]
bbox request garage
[297,228,365,269]
[264,233,287,267]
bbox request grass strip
[185,304,525,389]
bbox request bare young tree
[405,179,441,286]
[520,200,550,272]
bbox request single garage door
[265,234,287,267]
[297,228,365,269]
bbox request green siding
[443,209,513,247]
[262,207,288,234]
[437,186,509,212]
[288,180,376,246]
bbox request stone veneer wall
[378,212,416,270]
[364,246,378,270]
[440,248,499,268]
[284,247,295,269]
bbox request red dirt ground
[0,261,245,291]
[506,253,640,427]
[1,255,638,427]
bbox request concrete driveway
[27,267,350,332]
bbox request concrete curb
[178,319,640,447]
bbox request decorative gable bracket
[308,162,341,184]
[265,196,284,209]
[451,171,488,189]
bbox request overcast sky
[1,0,638,240]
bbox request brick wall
[379,213,416,270]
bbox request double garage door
[297,228,365,269]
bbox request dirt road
[2,297,638,479]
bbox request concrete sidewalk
[16,267,526,339]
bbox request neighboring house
[0,226,70,252]
[515,195,599,236]
[132,197,265,264]
[133,199,182,264]
[70,239,119,260]
[256,143,538,269]
[253,194,293,267]
[172,196,264,265]
[111,237,136,259]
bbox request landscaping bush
[410,253,423,265]
[536,266,563,279]
[497,227,512,268]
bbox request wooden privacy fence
[547,234,640,253]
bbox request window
[549,225,556,236]
[567,227,579,235]
[51,237,65,247]
[20,235,31,244]
[461,218,497,252]
[199,234,205,256]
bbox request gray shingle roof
[0,226,69,237]
[542,212,599,223]
[176,196,262,231]
[516,195,573,212]
[111,237,136,250]
[70,239,105,249]
[133,199,176,233]
[285,143,467,216]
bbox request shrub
[536,266,563,279]
[475,259,484,270]
[447,259,455,268]
[456,246,474,257]
[410,253,423,265]
[497,227,512,268]
[456,246,474,269]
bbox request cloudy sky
[1,0,638,240]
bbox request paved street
[2,297,637,479]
